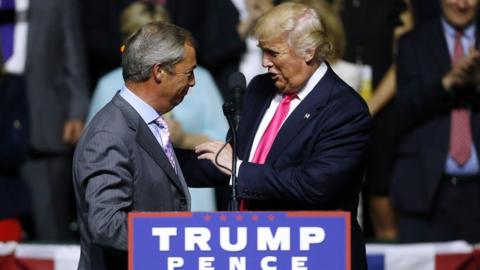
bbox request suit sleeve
[76,131,133,250]
[175,148,229,187]
[394,33,453,135]
[62,0,90,120]
[237,93,371,205]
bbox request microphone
[228,72,246,129]
[223,72,246,211]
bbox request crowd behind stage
[1,0,480,250]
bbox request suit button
[452,177,457,185]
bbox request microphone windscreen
[228,72,247,91]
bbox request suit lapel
[112,95,187,195]
[429,19,451,76]
[135,123,184,191]
[264,66,334,163]
[238,83,276,160]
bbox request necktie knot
[155,116,171,136]
[282,93,296,103]
[455,31,463,40]
[155,115,167,128]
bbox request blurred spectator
[366,0,413,115]
[392,0,480,243]
[0,44,30,240]
[340,0,408,240]
[165,0,247,210]
[232,0,274,83]
[86,1,228,211]
[194,0,246,101]
[363,0,413,241]
[82,0,245,103]
[410,0,441,28]
[9,0,89,241]
[81,0,134,89]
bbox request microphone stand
[222,102,239,211]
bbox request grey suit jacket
[73,94,192,270]
[26,0,89,153]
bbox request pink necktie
[155,116,177,172]
[449,31,472,166]
[240,93,295,210]
[252,94,296,163]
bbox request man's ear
[152,63,164,83]
[304,48,315,63]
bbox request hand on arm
[195,141,236,176]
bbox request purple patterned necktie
[155,116,177,172]
[0,0,15,63]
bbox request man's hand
[63,119,84,145]
[195,141,235,175]
[443,48,480,90]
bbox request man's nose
[262,54,273,68]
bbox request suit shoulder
[81,102,133,143]
[399,18,439,46]
[328,72,370,116]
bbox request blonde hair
[253,2,333,62]
[291,0,345,61]
[120,2,171,40]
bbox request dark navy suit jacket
[180,64,371,269]
[392,18,480,215]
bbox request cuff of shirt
[229,160,243,185]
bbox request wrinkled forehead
[257,35,290,50]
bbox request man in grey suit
[73,22,226,270]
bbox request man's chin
[173,95,186,106]
[273,81,286,91]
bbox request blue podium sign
[128,211,350,270]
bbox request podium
[128,211,351,270]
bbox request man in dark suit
[73,22,226,270]
[187,3,371,269]
[392,0,480,243]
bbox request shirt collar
[441,17,476,40]
[295,62,328,101]
[119,85,159,125]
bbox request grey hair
[253,2,333,62]
[122,21,195,82]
